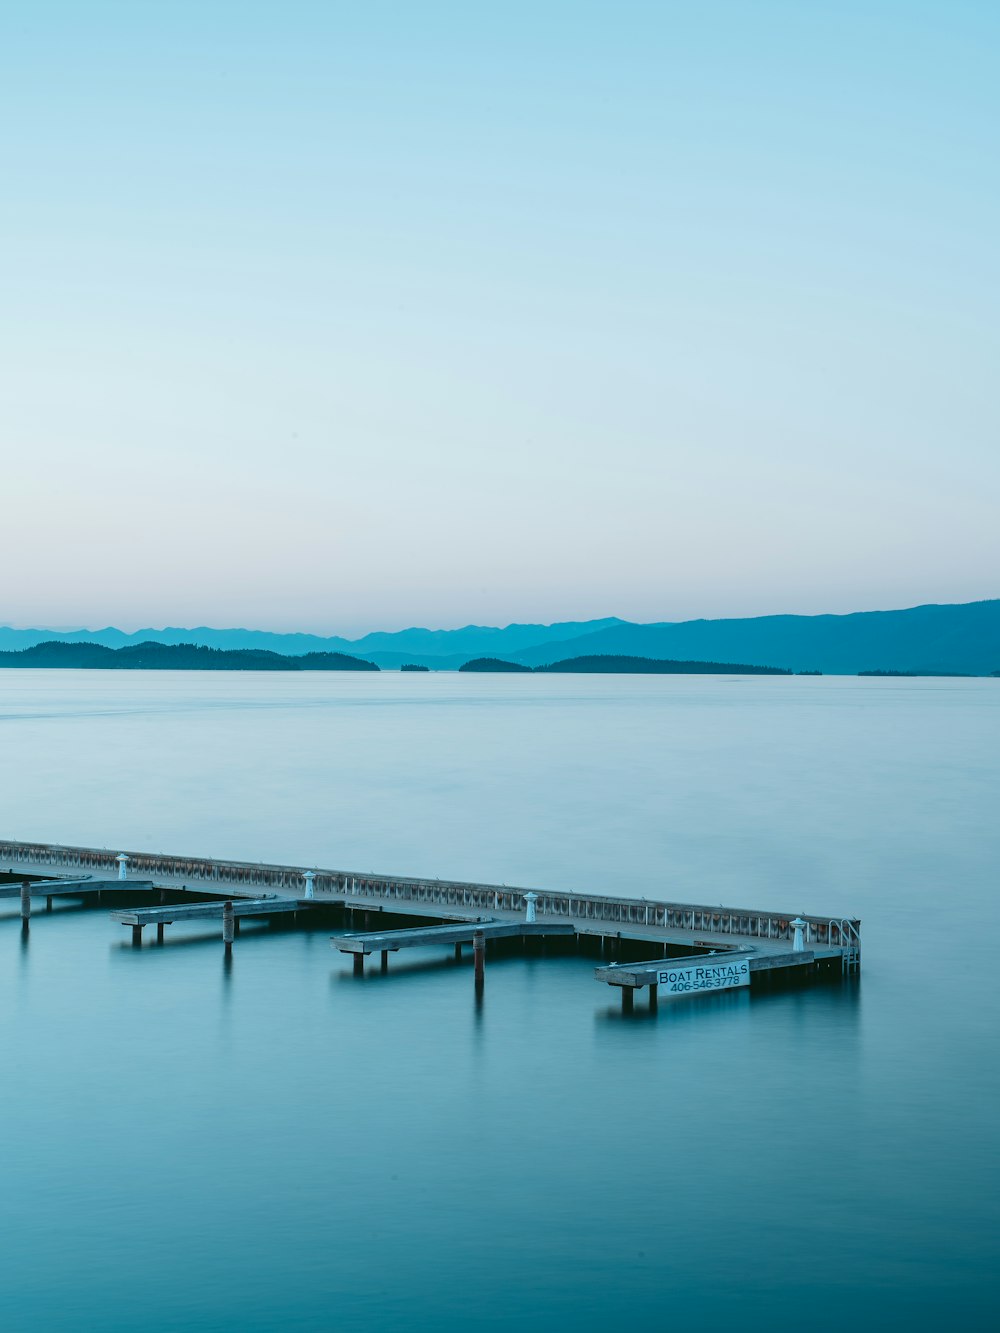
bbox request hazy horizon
[2,593,998,642]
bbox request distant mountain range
[0,600,998,674]
[0,617,626,670]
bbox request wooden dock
[0,876,156,923]
[111,897,308,946]
[333,919,576,974]
[0,839,861,1003]
[595,944,845,1010]
[0,879,154,899]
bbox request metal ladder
[832,919,862,974]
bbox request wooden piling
[381,949,388,973]
[156,923,165,944]
[222,900,234,957]
[474,929,485,994]
[46,895,53,913]
[621,987,634,1013]
[20,882,31,924]
[353,953,365,977]
[131,925,143,947]
[454,942,462,961]
[649,983,658,1012]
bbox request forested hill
[536,655,790,674]
[460,655,789,674]
[458,658,532,672]
[0,642,378,671]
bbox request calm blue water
[1,671,998,1331]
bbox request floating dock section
[595,940,847,1011]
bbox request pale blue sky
[2,1,997,633]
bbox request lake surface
[1,670,997,1331]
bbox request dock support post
[454,942,462,961]
[20,882,31,927]
[474,929,485,994]
[46,895,53,913]
[353,953,365,977]
[131,925,143,947]
[116,853,129,881]
[222,901,234,957]
[621,987,634,1013]
[381,950,388,973]
[649,984,658,1012]
[156,923,165,944]
[234,919,241,936]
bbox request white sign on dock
[657,957,750,995]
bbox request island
[459,654,790,674]
[400,664,430,672]
[537,655,791,674]
[0,641,379,671]
[458,658,533,672]
[858,669,970,677]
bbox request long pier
[0,839,861,1006]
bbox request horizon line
[1,595,998,640]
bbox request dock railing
[0,838,861,952]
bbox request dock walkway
[0,876,156,922]
[111,897,307,945]
[0,879,154,900]
[1,840,862,992]
[595,945,845,1010]
[334,919,576,974]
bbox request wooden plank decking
[110,897,311,945]
[110,898,302,926]
[0,879,154,898]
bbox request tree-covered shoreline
[460,654,790,674]
[0,641,379,671]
